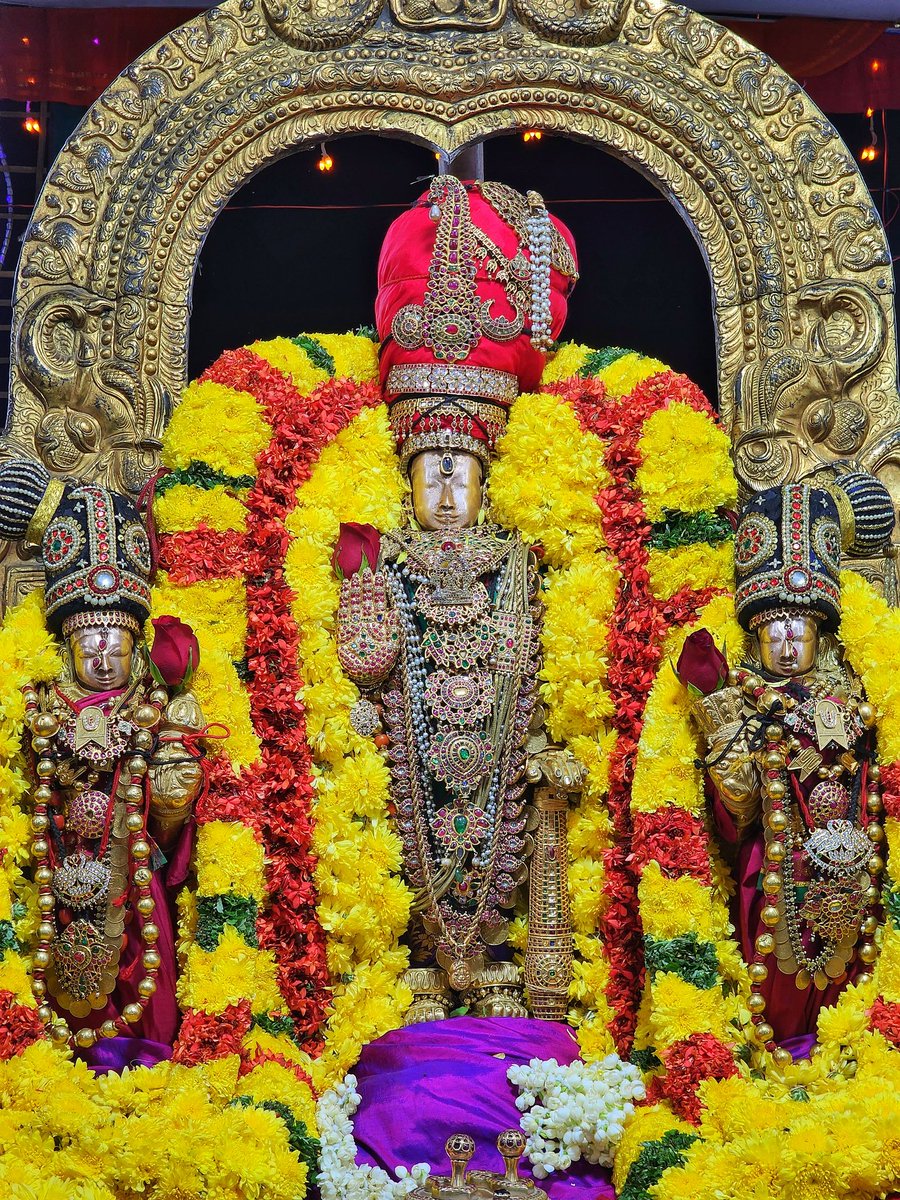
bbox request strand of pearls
[525,193,553,352]
[387,564,437,823]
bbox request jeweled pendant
[67,789,112,839]
[350,698,381,738]
[51,918,115,1002]
[52,851,111,910]
[427,728,494,795]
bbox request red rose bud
[149,615,200,691]
[332,522,381,579]
[676,628,728,696]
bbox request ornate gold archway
[3,0,898,605]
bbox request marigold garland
[490,379,621,1058]
[284,401,414,1090]
[9,324,899,1200]
[541,346,730,1056]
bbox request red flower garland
[162,349,382,1062]
[551,370,726,1053]
[645,1032,739,1124]
[870,997,900,1048]
[173,1000,253,1066]
[0,991,46,1059]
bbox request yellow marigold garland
[284,402,413,1090]
[634,402,738,522]
[489,391,610,568]
[490,382,620,1059]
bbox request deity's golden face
[410,449,483,531]
[757,613,819,678]
[70,625,135,691]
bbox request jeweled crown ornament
[0,457,153,636]
[734,482,843,632]
[376,175,578,469]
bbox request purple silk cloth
[352,1016,617,1198]
[74,819,195,1072]
[84,1035,174,1073]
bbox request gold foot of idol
[464,961,528,1019]
[403,967,452,1025]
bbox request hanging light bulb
[317,143,334,172]
[860,108,880,164]
[522,130,543,143]
[23,102,40,135]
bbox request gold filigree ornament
[50,917,118,1008]
[391,177,525,362]
[389,0,507,32]
[800,876,866,943]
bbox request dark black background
[187,132,720,394]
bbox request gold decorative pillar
[525,787,574,1020]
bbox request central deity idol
[336,175,583,1024]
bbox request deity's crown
[376,175,578,470]
[0,458,152,634]
[734,475,895,635]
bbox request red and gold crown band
[389,395,508,470]
[61,610,143,637]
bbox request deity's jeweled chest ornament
[682,476,895,1055]
[379,523,539,993]
[0,458,207,1054]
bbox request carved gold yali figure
[332,177,619,1197]
[0,459,209,1066]
[679,476,895,1061]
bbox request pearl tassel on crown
[525,191,554,351]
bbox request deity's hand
[336,568,400,687]
[694,688,761,831]
[525,745,586,795]
[148,691,205,846]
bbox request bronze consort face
[70,625,135,691]
[410,449,483,531]
[757,613,819,678]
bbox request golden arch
[4,0,898,545]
